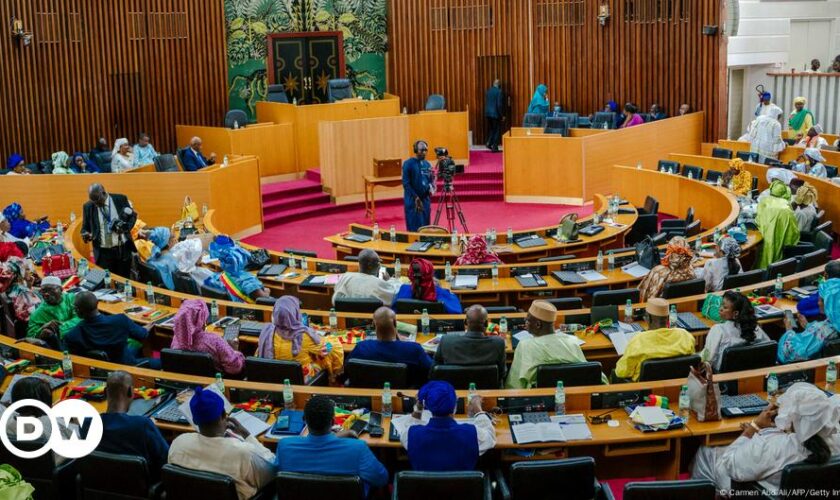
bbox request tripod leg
[450,191,469,233]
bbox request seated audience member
[702,291,769,370]
[205,236,269,302]
[26,276,80,343]
[63,291,160,368]
[788,97,815,139]
[678,103,691,116]
[527,84,549,115]
[831,56,840,73]
[257,296,344,382]
[0,241,24,261]
[332,248,401,306]
[796,260,840,319]
[392,258,462,314]
[797,125,828,149]
[691,383,840,493]
[6,153,30,175]
[778,278,839,363]
[134,225,212,288]
[755,180,801,268]
[0,257,40,321]
[275,396,388,495]
[649,103,667,121]
[181,136,216,171]
[621,103,644,128]
[614,298,695,381]
[757,168,797,203]
[720,158,752,197]
[506,301,603,389]
[168,387,275,500]
[639,236,696,301]
[2,202,49,240]
[110,138,134,173]
[749,115,786,161]
[792,183,819,233]
[70,152,99,173]
[89,137,112,171]
[346,307,432,387]
[455,235,501,266]
[139,226,180,289]
[51,151,74,174]
[399,381,497,471]
[435,305,506,383]
[549,102,563,117]
[98,371,169,478]
[808,59,821,72]
[697,236,742,292]
[0,214,29,245]
[0,377,74,465]
[172,299,245,376]
[802,148,828,178]
[596,100,624,128]
[133,132,159,167]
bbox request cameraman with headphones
[402,140,435,232]
[81,183,138,278]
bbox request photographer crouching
[81,183,138,278]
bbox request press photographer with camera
[81,183,138,278]
[402,140,436,232]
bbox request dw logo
[0,399,103,459]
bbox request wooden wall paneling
[0,0,227,163]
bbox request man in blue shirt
[275,396,388,496]
[63,291,160,368]
[97,371,169,478]
[402,141,434,232]
[346,307,432,387]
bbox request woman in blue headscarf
[69,152,100,174]
[145,227,179,290]
[6,154,29,175]
[527,84,549,115]
[205,236,268,302]
[2,203,49,239]
[778,278,840,363]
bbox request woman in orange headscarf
[639,236,697,301]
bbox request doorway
[267,32,345,104]
[476,55,512,146]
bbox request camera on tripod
[434,147,464,183]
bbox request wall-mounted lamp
[11,17,32,46]
[597,4,610,26]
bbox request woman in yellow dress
[256,296,343,383]
[721,158,753,197]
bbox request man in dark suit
[434,305,506,384]
[181,136,216,171]
[484,79,505,153]
[81,183,137,278]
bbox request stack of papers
[94,289,123,303]
[577,270,608,282]
[621,262,650,278]
[452,275,479,289]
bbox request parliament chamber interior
[2,0,840,498]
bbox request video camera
[434,147,464,183]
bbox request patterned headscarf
[718,236,741,258]
[775,383,840,444]
[51,151,69,170]
[409,258,437,302]
[172,299,209,349]
[2,203,22,222]
[793,183,818,207]
[769,179,791,200]
[728,158,744,172]
[148,227,171,258]
[661,236,693,270]
[257,296,321,357]
[455,235,501,266]
[819,278,840,332]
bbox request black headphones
[413,140,428,154]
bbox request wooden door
[267,32,345,104]
[475,55,512,145]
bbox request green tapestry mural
[225,0,387,119]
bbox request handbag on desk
[181,196,199,222]
[687,362,721,422]
[246,249,270,271]
[634,236,661,270]
[42,253,74,279]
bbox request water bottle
[215,373,225,393]
[210,300,219,322]
[491,262,499,285]
[372,223,380,240]
[636,161,642,170]
[450,229,458,251]
[593,212,601,225]
[688,171,694,180]
[223,155,229,167]
[283,378,295,409]
[507,227,513,242]
[288,255,297,270]
[678,385,690,420]
[402,106,407,115]
[694,237,702,253]
[775,273,784,295]
[124,281,133,301]
[715,176,722,187]
[595,250,604,272]
[607,251,615,271]
[827,361,837,391]
[767,372,779,397]
[77,257,89,278]
[202,204,208,216]
[233,120,239,130]
[329,307,338,332]
[301,256,308,275]
[485,228,492,244]
[445,261,453,281]
[624,299,633,323]
[421,308,430,334]
[394,259,402,278]
[555,381,566,415]
[602,121,608,130]
[490,228,497,246]
[468,382,478,403]
[62,351,73,381]
[713,228,721,243]
[389,225,396,241]
[526,128,532,136]
[56,221,63,241]
[104,269,111,289]
[69,211,76,224]
[669,305,678,328]
[146,281,155,304]
[292,97,298,105]
[382,382,393,417]
[500,316,508,335]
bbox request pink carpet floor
[244,199,592,259]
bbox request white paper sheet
[630,406,670,426]
[577,270,608,282]
[621,262,650,278]
[230,410,271,437]
[452,275,479,289]
[608,331,639,355]
[511,422,567,444]
[551,414,593,440]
